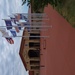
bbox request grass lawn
[55,0,75,27]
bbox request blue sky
[0,0,28,75]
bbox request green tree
[22,0,63,12]
[22,0,30,6]
[22,0,75,27]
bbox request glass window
[28,50,40,58]
[29,33,40,40]
[29,42,40,47]
[30,61,40,65]
[31,66,40,69]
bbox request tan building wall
[19,20,40,75]
[19,4,48,75]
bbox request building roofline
[19,28,27,71]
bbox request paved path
[40,4,75,75]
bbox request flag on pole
[14,14,28,21]
[4,18,19,33]
[16,21,26,30]
[0,28,14,44]
[2,32,14,44]
[10,29,17,37]
[10,17,16,24]
[11,21,19,33]
[5,37,14,44]
[4,20,12,30]
[14,26,19,33]
[23,21,30,32]
[9,15,18,24]
[17,24,22,30]
[16,14,24,19]
[12,14,30,31]
[0,28,6,34]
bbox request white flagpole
[2,36,49,38]
[0,25,52,28]
[23,15,48,18]
[12,13,47,16]
[2,18,47,25]
[7,16,49,20]
[31,22,46,24]
[12,13,48,18]
[30,18,49,20]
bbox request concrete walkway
[40,4,75,75]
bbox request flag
[4,18,20,33]
[11,21,19,33]
[10,17,18,24]
[19,19,26,23]
[14,26,19,33]
[4,20,12,30]
[5,37,14,44]
[9,15,18,24]
[14,14,28,21]
[10,29,17,37]
[10,17,16,24]
[0,28,14,44]
[17,24,21,30]
[0,29,14,44]
[0,28,6,34]
[16,21,24,30]
[23,21,30,32]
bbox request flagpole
[30,18,49,20]
[22,15,48,18]
[2,18,47,24]
[6,28,49,31]
[6,29,49,30]
[0,25,52,28]
[2,36,49,38]
[5,17,49,20]
[12,13,47,16]
[30,22,46,24]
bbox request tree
[22,0,30,6]
[22,0,63,12]
[22,0,75,27]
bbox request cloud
[0,0,28,75]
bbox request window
[36,73,39,75]
[30,61,40,65]
[30,33,40,36]
[31,66,40,69]
[29,33,40,40]
[29,42,40,47]
[28,50,40,58]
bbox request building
[19,6,41,75]
[19,27,40,75]
[19,4,75,75]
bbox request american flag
[5,37,14,44]
[4,20,12,30]
[0,28,14,44]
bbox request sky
[0,0,28,75]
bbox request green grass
[55,0,75,27]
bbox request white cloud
[0,0,28,75]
